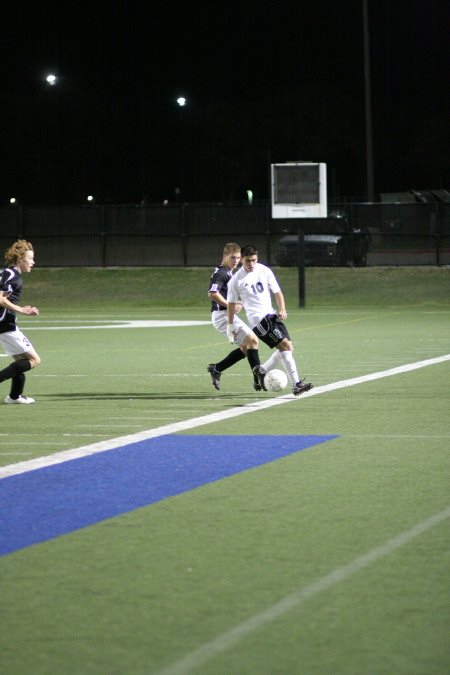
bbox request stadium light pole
[175,96,187,202]
[43,72,63,203]
[363,0,375,201]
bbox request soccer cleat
[253,379,262,391]
[292,380,314,396]
[4,395,35,404]
[207,364,221,390]
[252,365,267,391]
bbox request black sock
[10,373,26,400]
[215,348,246,372]
[0,359,32,383]
[246,348,260,370]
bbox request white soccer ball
[264,368,288,392]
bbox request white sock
[261,351,281,372]
[279,351,299,385]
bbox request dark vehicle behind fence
[276,210,371,267]
[276,229,370,267]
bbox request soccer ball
[264,368,288,392]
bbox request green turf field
[1,266,449,674]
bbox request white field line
[25,320,210,330]
[156,506,450,675]
[0,353,449,480]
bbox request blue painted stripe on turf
[0,434,338,556]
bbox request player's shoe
[207,364,221,390]
[253,379,262,391]
[252,365,267,391]
[292,380,313,396]
[4,395,35,404]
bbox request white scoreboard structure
[271,162,327,218]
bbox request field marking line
[0,353,449,480]
[155,505,450,675]
[25,320,210,330]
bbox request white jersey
[227,262,281,327]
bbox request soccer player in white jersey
[0,239,41,403]
[207,242,265,391]
[227,243,313,396]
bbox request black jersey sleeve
[0,268,21,332]
[0,268,22,303]
[208,265,231,311]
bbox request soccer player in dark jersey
[0,240,41,404]
[207,242,264,391]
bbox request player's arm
[0,292,39,315]
[226,302,238,342]
[226,276,237,339]
[208,290,228,308]
[227,301,237,324]
[274,291,287,320]
[208,290,242,313]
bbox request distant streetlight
[176,96,187,107]
[9,197,16,204]
[86,195,94,202]
[45,74,57,86]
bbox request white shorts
[212,310,253,346]
[0,329,34,356]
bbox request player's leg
[207,314,251,390]
[240,333,269,391]
[240,331,267,390]
[0,331,41,403]
[277,340,313,396]
[207,348,245,390]
[261,349,282,372]
[254,315,313,396]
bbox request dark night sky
[1,0,449,205]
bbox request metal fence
[0,201,449,267]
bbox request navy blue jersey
[0,267,23,333]
[208,264,232,312]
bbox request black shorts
[253,314,290,348]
